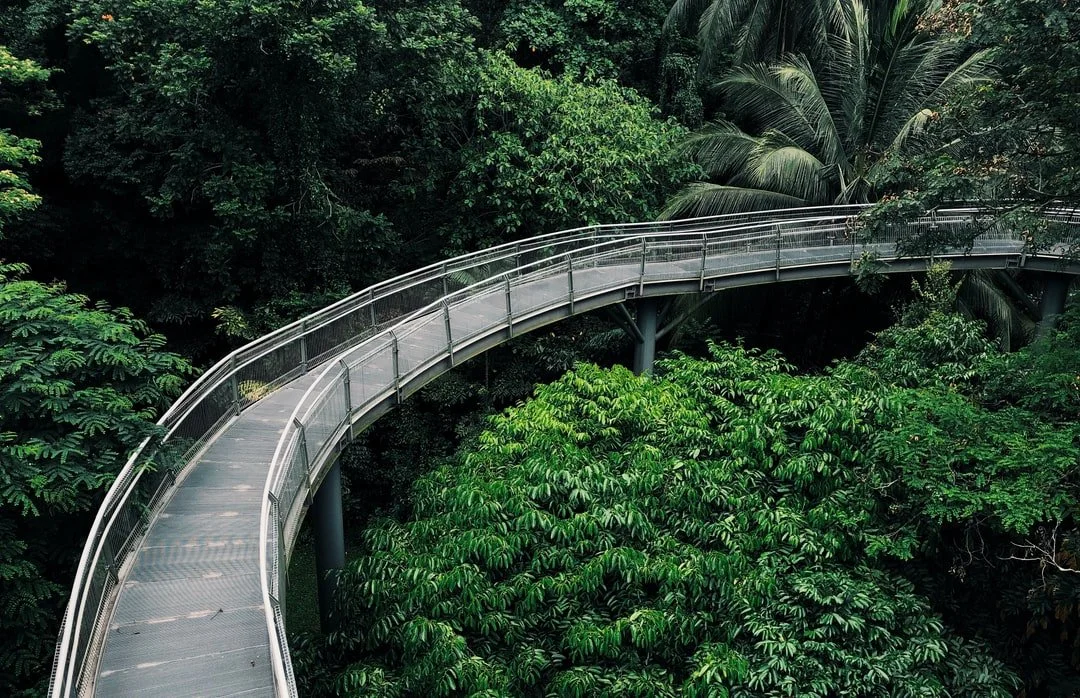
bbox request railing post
[699,234,708,291]
[229,356,240,416]
[267,492,287,620]
[443,300,455,367]
[102,539,119,585]
[368,289,377,329]
[639,238,647,296]
[441,263,449,298]
[566,255,575,314]
[293,418,313,502]
[282,509,289,618]
[339,359,352,414]
[299,320,309,373]
[504,274,514,338]
[390,331,401,402]
[775,226,782,280]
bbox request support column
[632,298,658,375]
[312,461,345,632]
[1037,274,1071,338]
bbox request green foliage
[853,263,996,388]
[665,0,989,217]
[0,262,193,694]
[477,0,668,87]
[0,45,49,235]
[296,344,1020,696]
[850,250,885,294]
[414,51,697,253]
[341,314,631,527]
[871,389,1078,543]
[981,303,1080,423]
[844,280,1080,691]
[59,0,396,328]
[874,0,1080,206]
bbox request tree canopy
[0,46,48,235]
[293,335,1047,695]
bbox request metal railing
[259,204,1080,695]
[50,204,1079,696]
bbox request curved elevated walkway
[50,206,1080,696]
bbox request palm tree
[664,0,845,68]
[665,0,990,218]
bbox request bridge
[49,204,1080,696]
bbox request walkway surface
[96,375,318,696]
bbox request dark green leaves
[0,263,192,693]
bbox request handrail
[51,203,1080,696]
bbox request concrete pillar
[632,298,658,375]
[312,461,345,632]
[1037,274,1071,338]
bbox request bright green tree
[0,263,193,693]
[294,345,1019,696]
[415,51,697,254]
[844,269,1080,693]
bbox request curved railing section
[51,204,1080,696]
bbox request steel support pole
[229,357,240,416]
[632,298,658,375]
[504,274,514,338]
[443,300,454,366]
[1037,273,1071,337]
[566,255,575,314]
[312,461,345,633]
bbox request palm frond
[697,0,747,68]
[886,49,991,152]
[728,0,776,63]
[747,130,832,202]
[958,270,1037,350]
[823,0,874,152]
[664,0,986,214]
[663,0,717,36]
[835,172,873,204]
[677,121,763,178]
[721,58,840,162]
[662,182,808,219]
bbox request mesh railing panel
[393,312,450,377]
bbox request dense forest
[1,0,1079,695]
